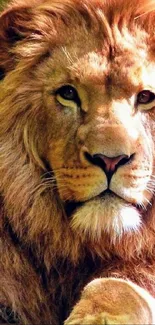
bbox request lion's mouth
[64,189,139,217]
[65,199,84,217]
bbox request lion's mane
[0,0,155,324]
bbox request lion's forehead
[45,31,154,102]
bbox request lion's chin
[68,192,141,242]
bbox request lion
[0,0,155,323]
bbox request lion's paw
[65,313,104,325]
[65,312,132,325]
[65,278,155,325]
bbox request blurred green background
[0,0,7,11]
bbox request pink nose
[94,154,129,173]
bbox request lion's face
[1,0,155,242]
[42,25,155,239]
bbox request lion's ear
[0,6,36,78]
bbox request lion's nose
[93,154,130,173]
[85,152,134,181]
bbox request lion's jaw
[70,195,141,241]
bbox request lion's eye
[56,85,81,106]
[137,90,155,105]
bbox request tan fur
[0,0,155,324]
[65,278,155,324]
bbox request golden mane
[0,0,155,257]
[0,0,154,268]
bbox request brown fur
[0,0,155,324]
